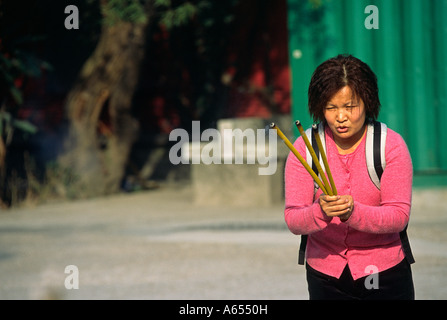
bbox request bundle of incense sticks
[269,121,337,196]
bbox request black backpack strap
[298,234,308,265]
[400,225,415,264]
[298,125,322,265]
[365,120,387,189]
[310,130,320,176]
[373,121,385,180]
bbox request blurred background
[1,0,292,206]
[0,0,446,207]
[0,0,446,300]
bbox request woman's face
[323,86,367,151]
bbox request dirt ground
[0,183,446,300]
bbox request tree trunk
[60,5,151,197]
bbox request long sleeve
[284,136,332,235]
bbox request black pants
[306,259,415,300]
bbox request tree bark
[60,4,151,197]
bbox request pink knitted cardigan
[284,124,413,280]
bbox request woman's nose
[336,109,347,122]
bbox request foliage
[0,34,46,157]
[0,2,52,207]
[0,111,37,145]
[102,0,149,25]
[150,0,239,125]
[154,0,238,30]
[155,0,198,29]
[0,36,51,106]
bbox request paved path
[0,185,446,299]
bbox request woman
[284,54,415,300]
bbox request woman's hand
[319,194,354,222]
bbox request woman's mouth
[336,126,348,133]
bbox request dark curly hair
[308,54,380,123]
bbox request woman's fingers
[319,195,353,217]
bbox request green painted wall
[287,0,447,187]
